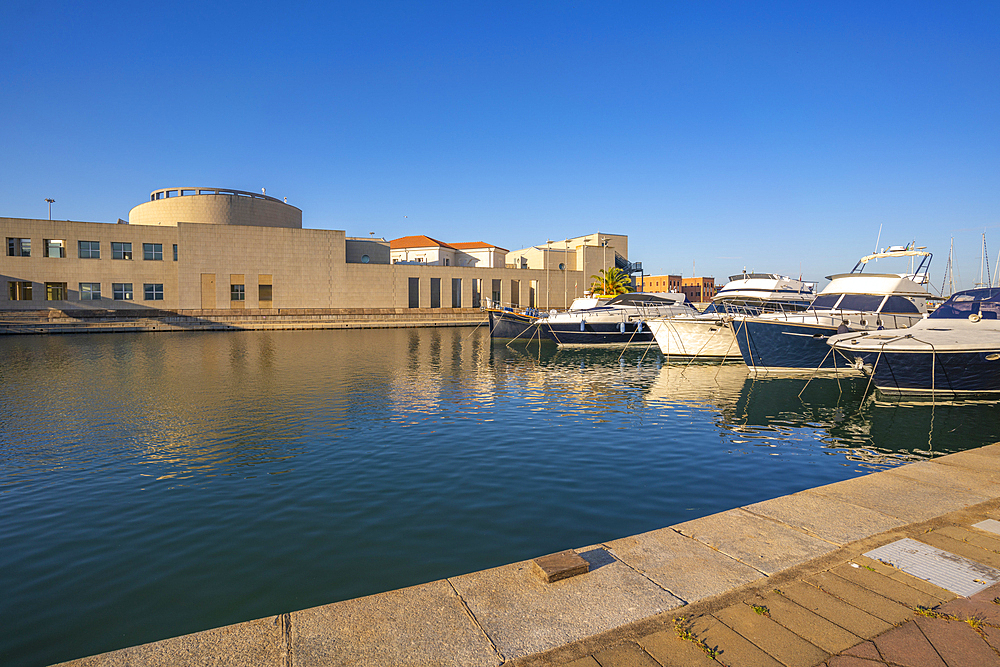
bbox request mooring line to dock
[617,322,643,362]
[716,318,741,379]
[463,318,485,341]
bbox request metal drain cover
[864,538,1000,597]
[972,519,1000,536]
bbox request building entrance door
[201,274,216,309]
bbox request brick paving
[552,509,1000,667]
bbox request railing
[149,188,287,204]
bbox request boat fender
[638,321,643,333]
[619,322,626,333]
[970,313,982,323]
[580,320,586,332]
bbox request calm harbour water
[1,326,997,666]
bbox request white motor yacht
[648,273,815,359]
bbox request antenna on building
[44,198,55,220]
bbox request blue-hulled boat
[733,247,936,372]
[487,306,549,341]
[828,288,1000,397]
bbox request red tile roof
[390,237,508,252]
[390,235,456,250]
[449,241,509,252]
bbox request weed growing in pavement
[914,606,993,639]
[673,617,718,660]
[751,604,770,617]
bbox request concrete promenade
[0,308,488,335]
[55,443,1000,667]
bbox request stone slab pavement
[54,443,1000,667]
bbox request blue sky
[2,1,998,290]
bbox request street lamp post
[564,238,569,308]
[44,198,55,220]
[546,239,552,310]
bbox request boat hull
[488,310,548,341]
[648,318,738,358]
[735,319,852,371]
[837,348,1000,397]
[542,321,654,346]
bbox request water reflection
[2,328,999,667]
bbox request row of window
[7,238,177,261]
[403,278,536,309]
[8,281,164,301]
[7,281,267,303]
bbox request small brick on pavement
[534,549,589,583]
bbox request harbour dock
[0,308,487,335]
[55,442,1000,666]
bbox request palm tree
[590,267,632,296]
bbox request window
[880,296,920,314]
[510,280,520,308]
[452,278,462,308]
[44,239,66,258]
[472,279,481,308]
[808,294,843,310]
[45,282,67,300]
[837,295,884,312]
[430,278,441,308]
[231,284,245,301]
[143,283,164,301]
[113,283,133,300]
[79,240,100,259]
[112,242,132,260]
[80,283,101,300]
[258,284,272,302]
[7,238,30,256]
[143,243,163,261]
[492,279,502,306]
[408,277,420,308]
[8,281,32,300]
[361,254,370,263]
[173,244,178,261]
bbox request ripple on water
[1,328,997,667]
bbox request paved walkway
[57,444,1000,667]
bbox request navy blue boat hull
[542,321,655,346]
[843,349,1000,396]
[735,319,851,370]
[488,310,551,341]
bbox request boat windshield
[930,288,1000,320]
[836,294,885,312]
[606,293,684,307]
[880,296,921,314]
[808,294,842,310]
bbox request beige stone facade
[2,188,603,313]
[128,188,302,228]
[505,233,629,288]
